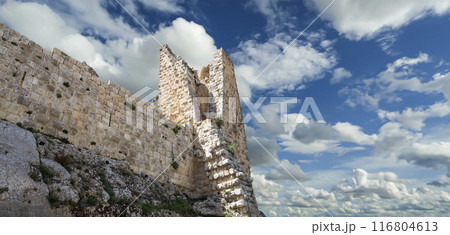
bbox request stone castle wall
[158,46,198,125]
[0,22,259,216]
[0,23,204,196]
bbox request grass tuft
[39,164,54,184]
[171,161,179,170]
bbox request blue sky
[1,0,450,216]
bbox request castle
[0,23,260,216]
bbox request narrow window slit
[20,71,26,87]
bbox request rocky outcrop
[0,120,223,216]
[0,120,60,216]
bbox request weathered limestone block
[40,159,79,203]
[0,120,54,216]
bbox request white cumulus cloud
[307,0,450,40]
[378,103,450,131]
[330,67,351,84]
[231,33,337,95]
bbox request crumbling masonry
[0,23,260,216]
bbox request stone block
[17,96,31,107]
[52,120,65,130]
[34,114,50,125]
[49,108,61,118]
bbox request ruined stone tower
[158,45,258,216]
[0,22,260,216]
